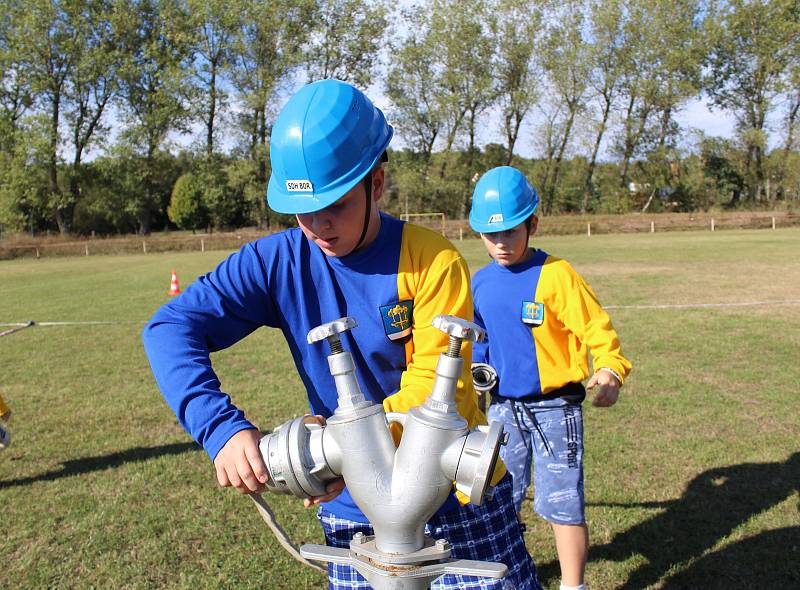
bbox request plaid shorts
[488,397,585,525]
[317,474,542,590]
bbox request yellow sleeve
[555,262,632,383]
[0,394,9,418]
[383,224,506,494]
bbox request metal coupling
[444,421,505,505]
[259,415,339,499]
[471,363,498,393]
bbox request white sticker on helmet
[488,213,504,224]
[286,180,314,192]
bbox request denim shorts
[317,474,542,589]
[488,396,585,525]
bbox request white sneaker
[0,424,10,449]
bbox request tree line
[1,0,799,236]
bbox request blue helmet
[267,80,394,215]
[469,166,539,233]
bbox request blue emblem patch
[380,300,413,341]
[521,301,544,326]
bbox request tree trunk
[460,110,478,220]
[49,92,68,234]
[545,107,577,214]
[777,89,800,199]
[207,64,217,156]
[582,97,612,214]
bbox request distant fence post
[35,247,40,259]
[85,244,89,256]
[711,218,715,232]
[201,239,205,252]
[651,221,655,233]
[459,228,463,241]
[772,216,776,230]
[587,223,591,237]
[142,240,147,254]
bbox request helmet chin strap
[351,171,373,254]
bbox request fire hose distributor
[258,315,509,588]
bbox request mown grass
[1,228,798,589]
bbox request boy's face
[481,217,538,267]
[296,167,384,257]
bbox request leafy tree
[112,0,194,233]
[17,0,81,234]
[699,134,745,206]
[582,0,626,213]
[0,114,51,231]
[64,0,119,232]
[168,172,208,230]
[386,10,443,161]
[491,0,542,165]
[188,0,238,156]
[0,1,33,153]
[614,0,662,190]
[704,0,800,203]
[538,0,591,214]
[227,0,313,227]
[776,52,800,199]
[305,0,388,87]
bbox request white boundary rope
[0,320,145,327]
[605,299,800,310]
[3,299,800,330]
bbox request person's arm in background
[142,243,276,493]
[556,262,632,407]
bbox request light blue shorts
[488,396,585,525]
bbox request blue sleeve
[142,242,279,460]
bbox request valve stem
[446,336,462,358]
[328,337,344,355]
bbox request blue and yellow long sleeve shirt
[472,249,631,399]
[143,213,497,521]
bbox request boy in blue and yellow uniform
[143,82,541,589]
[469,167,631,590]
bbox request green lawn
[1,228,798,589]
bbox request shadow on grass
[588,452,800,589]
[0,441,200,489]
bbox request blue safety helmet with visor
[267,80,393,215]
[469,166,539,234]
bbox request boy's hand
[303,478,346,508]
[214,428,269,494]
[587,370,620,407]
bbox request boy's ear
[529,215,539,237]
[371,166,385,203]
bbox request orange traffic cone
[168,270,182,296]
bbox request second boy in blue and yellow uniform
[144,82,541,589]
[470,166,631,590]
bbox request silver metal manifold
[259,315,508,589]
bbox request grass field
[1,228,799,589]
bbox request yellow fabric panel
[383,223,506,498]
[0,394,9,418]
[533,256,631,393]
